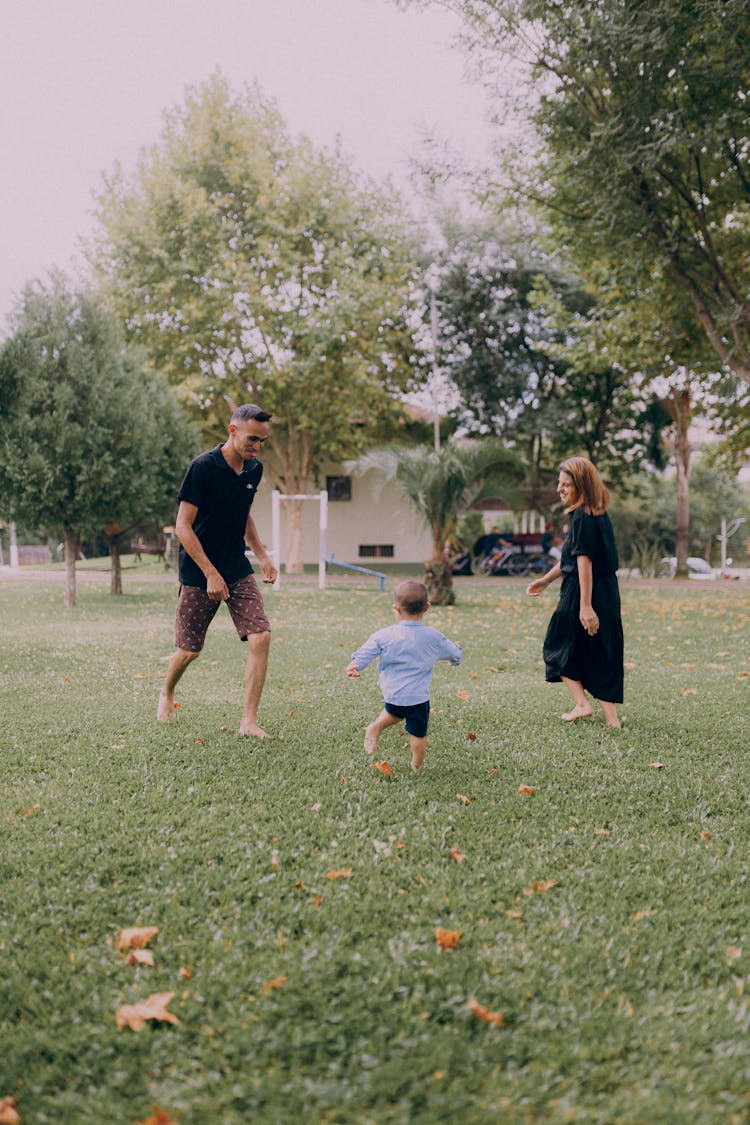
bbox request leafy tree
[90,72,420,572]
[0,275,197,604]
[436,0,750,383]
[347,439,523,603]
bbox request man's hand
[206,570,229,601]
[259,557,278,584]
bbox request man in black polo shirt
[157,403,278,736]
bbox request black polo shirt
[177,445,264,588]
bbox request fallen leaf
[487,768,498,777]
[449,848,466,863]
[125,949,155,967]
[261,975,289,996]
[649,761,665,770]
[312,802,322,812]
[456,793,471,805]
[505,909,523,919]
[394,840,406,849]
[465,732,477,742]
[700,830,712,841]
[517,785,536,795]
[132,672,148,679]
[116,991,180,1032]
[173,702,182,709]
[522,880,557,896]
[632,910,656,923]
[179,966,192,980]
[726,946,742,965]
[467,996,503,1027]
[138,1108,179,1125]
[218,725,228,732]
[326,869,353,880]
[0,1097,20,1125]
[195,737,204,745]
[485,666,501,673]
[310,895,323,907]
[623,662,636,670]
[594,827,610,837]
[682,689,697,697]
[435,927,461,950]
[18,803,41,816]
[117,927,159,951]
[456,690,470,700]
[371,760,392,776]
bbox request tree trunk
[64,529,78,608]
[109,536,123,595]
[283,497,304,575]
[424,557,455,606]
[671,391,692,579]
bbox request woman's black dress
[542,508,624,703]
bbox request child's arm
[347,632,382,678]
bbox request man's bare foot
[157,690,175,722]
[561,704,594,722]
[364,725,379,755]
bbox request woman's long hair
[560,457,610,515]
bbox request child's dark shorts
[174,574,270,652]
[384,700,430,738]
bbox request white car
[660,556,716,580]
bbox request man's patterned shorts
[174,574,271,652]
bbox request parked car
[659,556,715,580]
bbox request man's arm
[244,512,278,584]
[175,500,228,601]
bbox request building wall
[250,465,433,566]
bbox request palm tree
[348,440,524,604]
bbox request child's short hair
[394,580,429,616]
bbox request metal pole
[272,489,281,590]
[319,490,328,590]
[430,292,441,453]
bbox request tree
[432,0,750,383]
[347,439,524,603]
[425,217,643,503]
[0,275,197,604]
[90,72,420,572]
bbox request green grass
[1,572,749,1124]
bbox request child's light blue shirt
[350,620,462,706]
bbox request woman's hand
[579,605,599,635]
[526,577,548,596]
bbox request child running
[346,579,462,771]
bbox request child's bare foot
[157,690,175,722]
[561,704,593,722]
[364,725,379,755]
[411,750,425,772]
[239,722,270,738]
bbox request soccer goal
[270,489,328,590]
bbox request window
[326,475,352,501]
[359,544,394,558]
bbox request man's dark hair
[231,403,273,424]
[394,580,429,616]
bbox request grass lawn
[1,569,749,1124]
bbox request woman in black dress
[527,457,623,728]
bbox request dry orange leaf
[310,894,323,907]
[465,731,477,742]
[115,991,180,1032]
[132,672,148,680]
[449,848,466,863]
[261,975,289,996]
[218,725,228,732]
[456,793,471,805]
[726,946,742,965]
[594,827,610,837]
[138,1109,178,1125]
[371,760,393,776]
[649,761,665,770]
[326,869,353,880]
[456,690,470,699]
[118,926,159,952]
[195,737,204,745]
[0,1097,20,1125]
[125,949,155,967]
[435,927,461,950]
[487,768,498,777]
[467,996,503,1027]
[179,965,192,980]
[522,880,557,896]
[517,785,536,795]
[505,909,523,919]
[700,830,712,841]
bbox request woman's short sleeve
[568,509,597,558]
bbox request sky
[1,0,499,334]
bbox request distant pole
[319,490,328,590]
[9,520,19,568]
[430,292,441,453]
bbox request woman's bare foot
[561,704,594,722]
[239,721,270,737]
[157,690,175,722]
[364,725,379,755]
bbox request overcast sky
[1,0,499,334]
